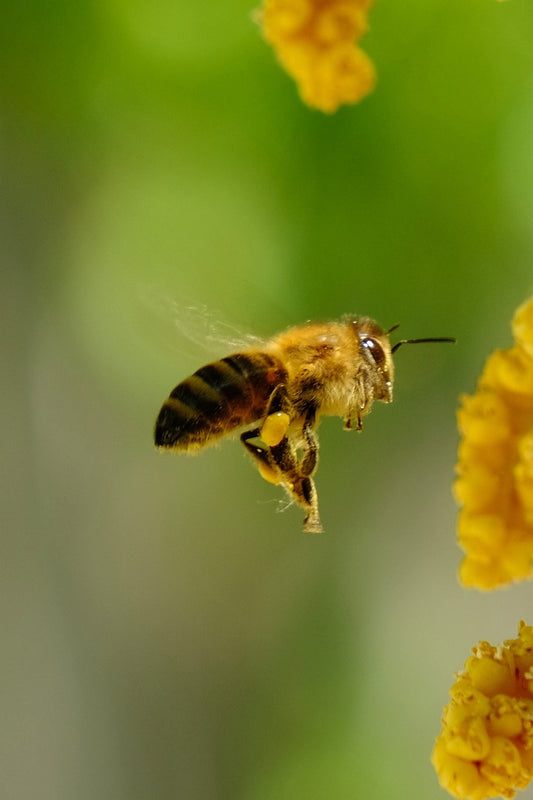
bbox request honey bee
[154,315,454,533]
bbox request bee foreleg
[344,379,369,431]
[344,414,363,432]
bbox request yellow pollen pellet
[257,460,282,485]
[261,411,291,446]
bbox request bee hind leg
[260,384,292,447]
[268,436,323,534]
[241,419,324,534]
[240,428,281,486]
[299,476,323,533]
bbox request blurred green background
[2,1,533,798]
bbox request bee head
[351,317,395,403]
[349,317,455,406]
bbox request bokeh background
[3,1,533,798]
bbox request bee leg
[242,419,323,533]
[345,383,367,431]
[300,478,323,534]
[260,384,292,447]
[300,409,318,477]
[344,412,363,432]
[240,428,282,486]
[264,383,291,415]
[268,437,323,534]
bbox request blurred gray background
[2,1,533,798]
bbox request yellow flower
[432,622,533,800]
[455,296,533,590]
[257,0,375,112]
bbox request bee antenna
[386,323,400,335]
[391,337,456,354]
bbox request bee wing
[139,286,264,363]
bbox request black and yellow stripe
[154,351,286,450]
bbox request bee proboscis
[154,315,454,533]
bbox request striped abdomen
[154,351,287,451]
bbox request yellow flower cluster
[432,622,533,800]
[454,297,533,590]
[257,0,375,113]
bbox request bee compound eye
[361,336,386,368]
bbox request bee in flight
[154,315,454,533]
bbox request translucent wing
[139,286,264,364]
